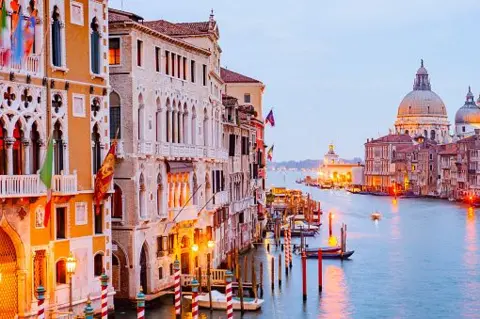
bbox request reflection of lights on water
[467,207,475,220]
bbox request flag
[11,7,23,65]
[93,141,117,214]
[267,145,274,161]
[24,15,35,56]
[265,109,275,126]
[39,138,54,227]
[0,0,10,66]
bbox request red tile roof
[176,22,212,33]
[368,134,412,144]
[220,67,261,83]
[144,20,196,36]
[108,8,143,23]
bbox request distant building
[318,144,362,185]
[455,86,480,139]
[394,60,450,143]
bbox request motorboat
[371,212,381,221]
[183,290,264,311]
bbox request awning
[166,161,193,174]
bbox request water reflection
[319,265,350,319]
[462,208,479,318]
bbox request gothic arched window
[92,124,101,174]
[430,130,436,141]
[139,173,146,218]
[53,121,64,175]
[203,108,208,146]
[191,106,196,145]
[157,174,163,217]
[156,98,162,143]
[30,122,41,173]
[52,5,62,67]
[138,94,145,140]
[0,119,6,175]
[90,17,101,74]
[165,99,170,143]
[94,253,103,277]
[12,121,24,175]
[112,183,123,219]
[109,92,121,139]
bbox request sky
[110,0,480,161]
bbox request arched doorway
[180,236,190,274]
[0,228,17,319]
[112,241,129,299]
[140,244,148,293]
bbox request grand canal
[115,171,480,318]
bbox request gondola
[302,246,341,253]
[305,249,354,259]
[281,229,317,237]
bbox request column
[182,176,188,206]
[179,111,183,144]
[168,181,173,208]
[38,139,46,173]
[22,140,30,175]
[175,181,181,208]
[6,138,14,175]
[177,112,181,144]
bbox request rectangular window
[56,207,66,239]
[190,60,195,82]
[239,212,245,224]
[177,56,181,78]
[165,50,170,75]
[183,57,187,80]
[52,19,62,67]
[137,39,143,67]
[168,234,175,254]
[94,205,103,234]
[110,105,121,140]
[171,53,176,77]
[229,134,235,156]
[155,47,161,72]
[244,93,251,103]
[202,64,207,86]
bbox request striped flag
[40,138,54,227]
[11,6,23,65]
[93,141,117,214]
[0,0,10,66]
[267,145,274,161]
[265,109,275,127]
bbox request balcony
[137,140,154,156]
[153,142,226,161]
[53,173,78,195]
[212,190,229,207]
[230,196,255,214]
[116,140,125,158]
[1,49,42,75]
[169,205,198,223]
[0,174,45,197]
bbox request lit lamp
[207,240,215,249]
[191,244,199,252]
[66,252,77,313]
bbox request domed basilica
[454,86,480,139]
[394,60,450,143]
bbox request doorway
[140,244,148,293]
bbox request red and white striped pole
[136,287,145,319]
[288,228,293,268]
[191,278,199,319]
[36,285,46,319]
[225,270,234,319]
[285,227,289,276]
[174,258,182,318]
[100,270,109,319]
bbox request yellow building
[0,0,112,318]
[318,144,361,185]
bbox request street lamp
[191,244,199,252]
[207,240,215,249]
[66,252,77,313]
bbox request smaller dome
[455,86,480,124]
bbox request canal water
[115,171,480,318]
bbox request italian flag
[39,138,54,227]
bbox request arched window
[0,119,6,175]
[183,103,188,144]
[177,101,181,143]
[12,121,23,175]
[138,94,145,140]
[405,130,409,135]
[165,99,170,143]
[53,121,64,175]
[52,5,62,67]
[94,253,103,277]
[112,254,120,290]
[90,17,101,74]
[156,98,162,143]
[430,130,436,141]
[30,122,41,173]
[109,92,121,139]
[112,184,123,219]
[157,174,163,217]
[191,106,196,145]
[203,108,208,146]
[56,259,66,284]
[92,124,101,174]
[423,130,428,138]
[139,173,146,218]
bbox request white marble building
[108,9,228,300]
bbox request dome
[455,86,480,124]
[396,60,447,118]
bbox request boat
[183,290,264,311]
[281,229,317,237]
[303,246,341,254]
[305,249,355,259]
[371,212,381,221]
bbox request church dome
[396,60,447,118]
[455,86,480,124]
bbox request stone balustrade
[0,172,79,198]
[169,204,198,223]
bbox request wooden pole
[207,253,213,311]
[318,249,323,292]
[341,225,345,253]
[197,266,202,294]
[235,250,239,280]
[243,255,248,282]
[271,256,275,290]
[251,257,257,300]
[238,264,245,315]
[259,262,264,297]
[328,212,333,237]
[278,253,282,286]
[302,250,307,301]
[227,252,232,270]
